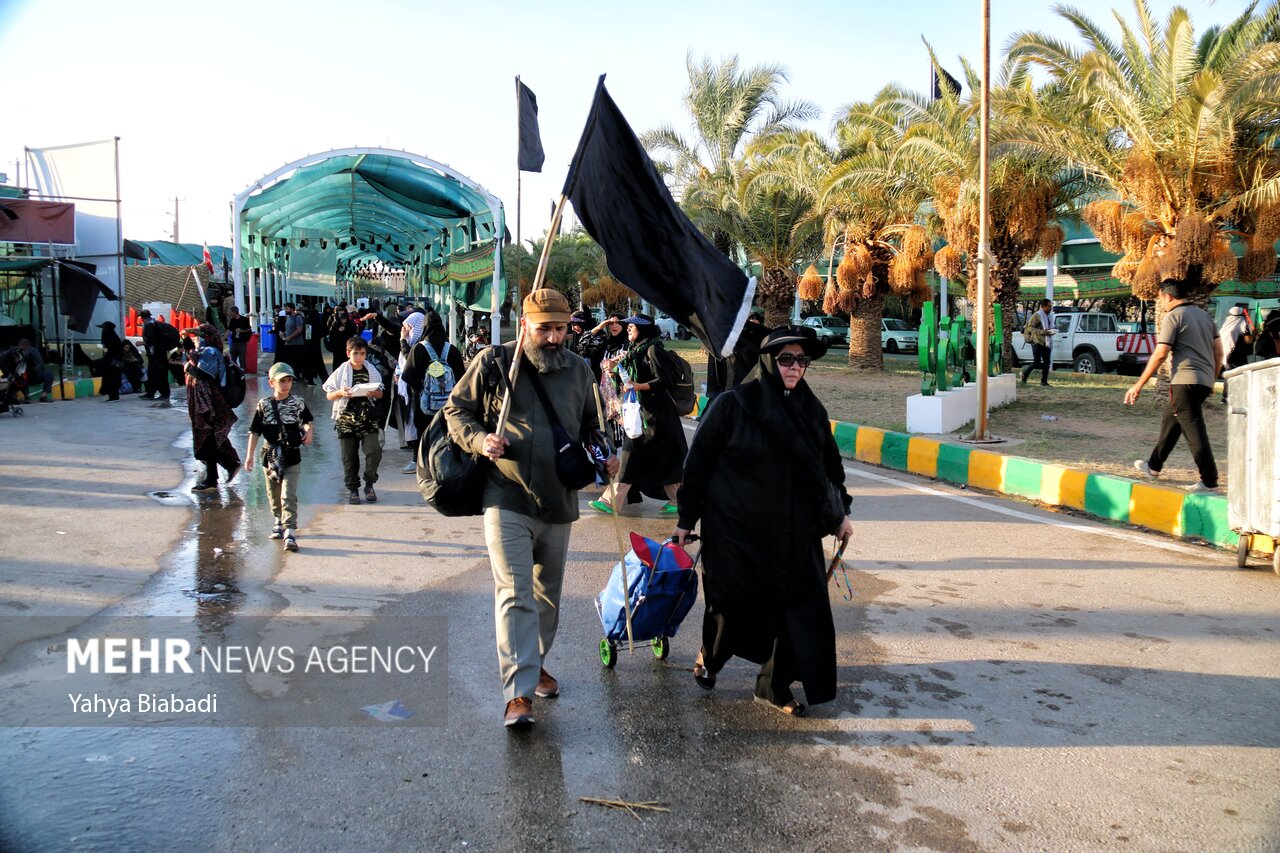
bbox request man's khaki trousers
[483,507,570,702]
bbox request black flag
[931,65,961,100]
[517,79,545,173]
[562,76,752,357]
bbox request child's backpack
[221,355,247,408]
[659,347,696,416]
[417,342,456,416]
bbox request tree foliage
[1005,0,1280,299]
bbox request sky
[0,0,1255,250]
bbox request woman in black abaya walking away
[98,320,124,402]
[674,325,853,717]
[184,323,241,491]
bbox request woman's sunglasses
[776,353,811,368]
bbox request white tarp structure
[25,138,124,327]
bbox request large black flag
[517,79,545,173]
[562,76,752,357]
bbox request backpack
[157,322,181,352]
[417,342,456,416]
[220,354,247,408]
[417,410,486,516]
[417,347,510,516]
[659,347,696,416]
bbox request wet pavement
[1,381,1278,851]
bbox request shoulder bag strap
[268,397,285,446]
[522,357,563,428]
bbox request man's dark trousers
[1148,384,1218,487]
[283,344,308,382]
[1022,343,1051,384]
[147,355,170,399]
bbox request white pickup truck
[1011,310,1124,374]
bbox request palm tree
[1005,0,1280,306]
[503,230,607,306]
[720,155,824,327]
[818,90,937,369]
[643,53,818,257]
[882,50,1091,365]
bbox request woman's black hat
[759,324,828,359]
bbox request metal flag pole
[969,0,993,441]
[514,76,524,329]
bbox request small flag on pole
[202,242,214,274]
[517,80,545,173]
[562,76,753,357]
[931,65,961,101]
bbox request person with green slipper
[591,314,686,516]
[673,325,853,718]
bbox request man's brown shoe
[504,697,535,728]
[535,667,559,698]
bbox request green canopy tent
[231,148,507,344]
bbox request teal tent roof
[124,240,232,267]
[234,149,503,271]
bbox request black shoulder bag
[264,397,301,482]
[524,360,599,490]
[417,349,508,516]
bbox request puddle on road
[0,381,353,850]
[135,380,346,625]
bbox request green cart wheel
[652,636,669,660]
[599,638,618,668]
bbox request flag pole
[493,194,569,437]
[515,75,523,329]
[969,0,992,441]
[591,380,635,651]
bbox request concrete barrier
[692,394,1270,557]
[906,373,1018,434]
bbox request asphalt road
[0,383,1276,852]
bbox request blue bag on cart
[596,532,699,643]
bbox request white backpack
[417,342,456,415]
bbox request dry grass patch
[670,341,1228,489]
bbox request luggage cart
[595,532,701,667]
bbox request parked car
[881,318,920,353]
[1011,311,1124,374]
[654,311,690,341]
[801,315,849,344]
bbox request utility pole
[169,196,183,243]
[968,0,994,442]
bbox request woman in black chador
[592,313,686,515]
[674,325,853,716]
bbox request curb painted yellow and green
[691,394,1274,558]
[51,377,102,400]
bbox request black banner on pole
[562,76,752,357]
[517,80,546,173]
